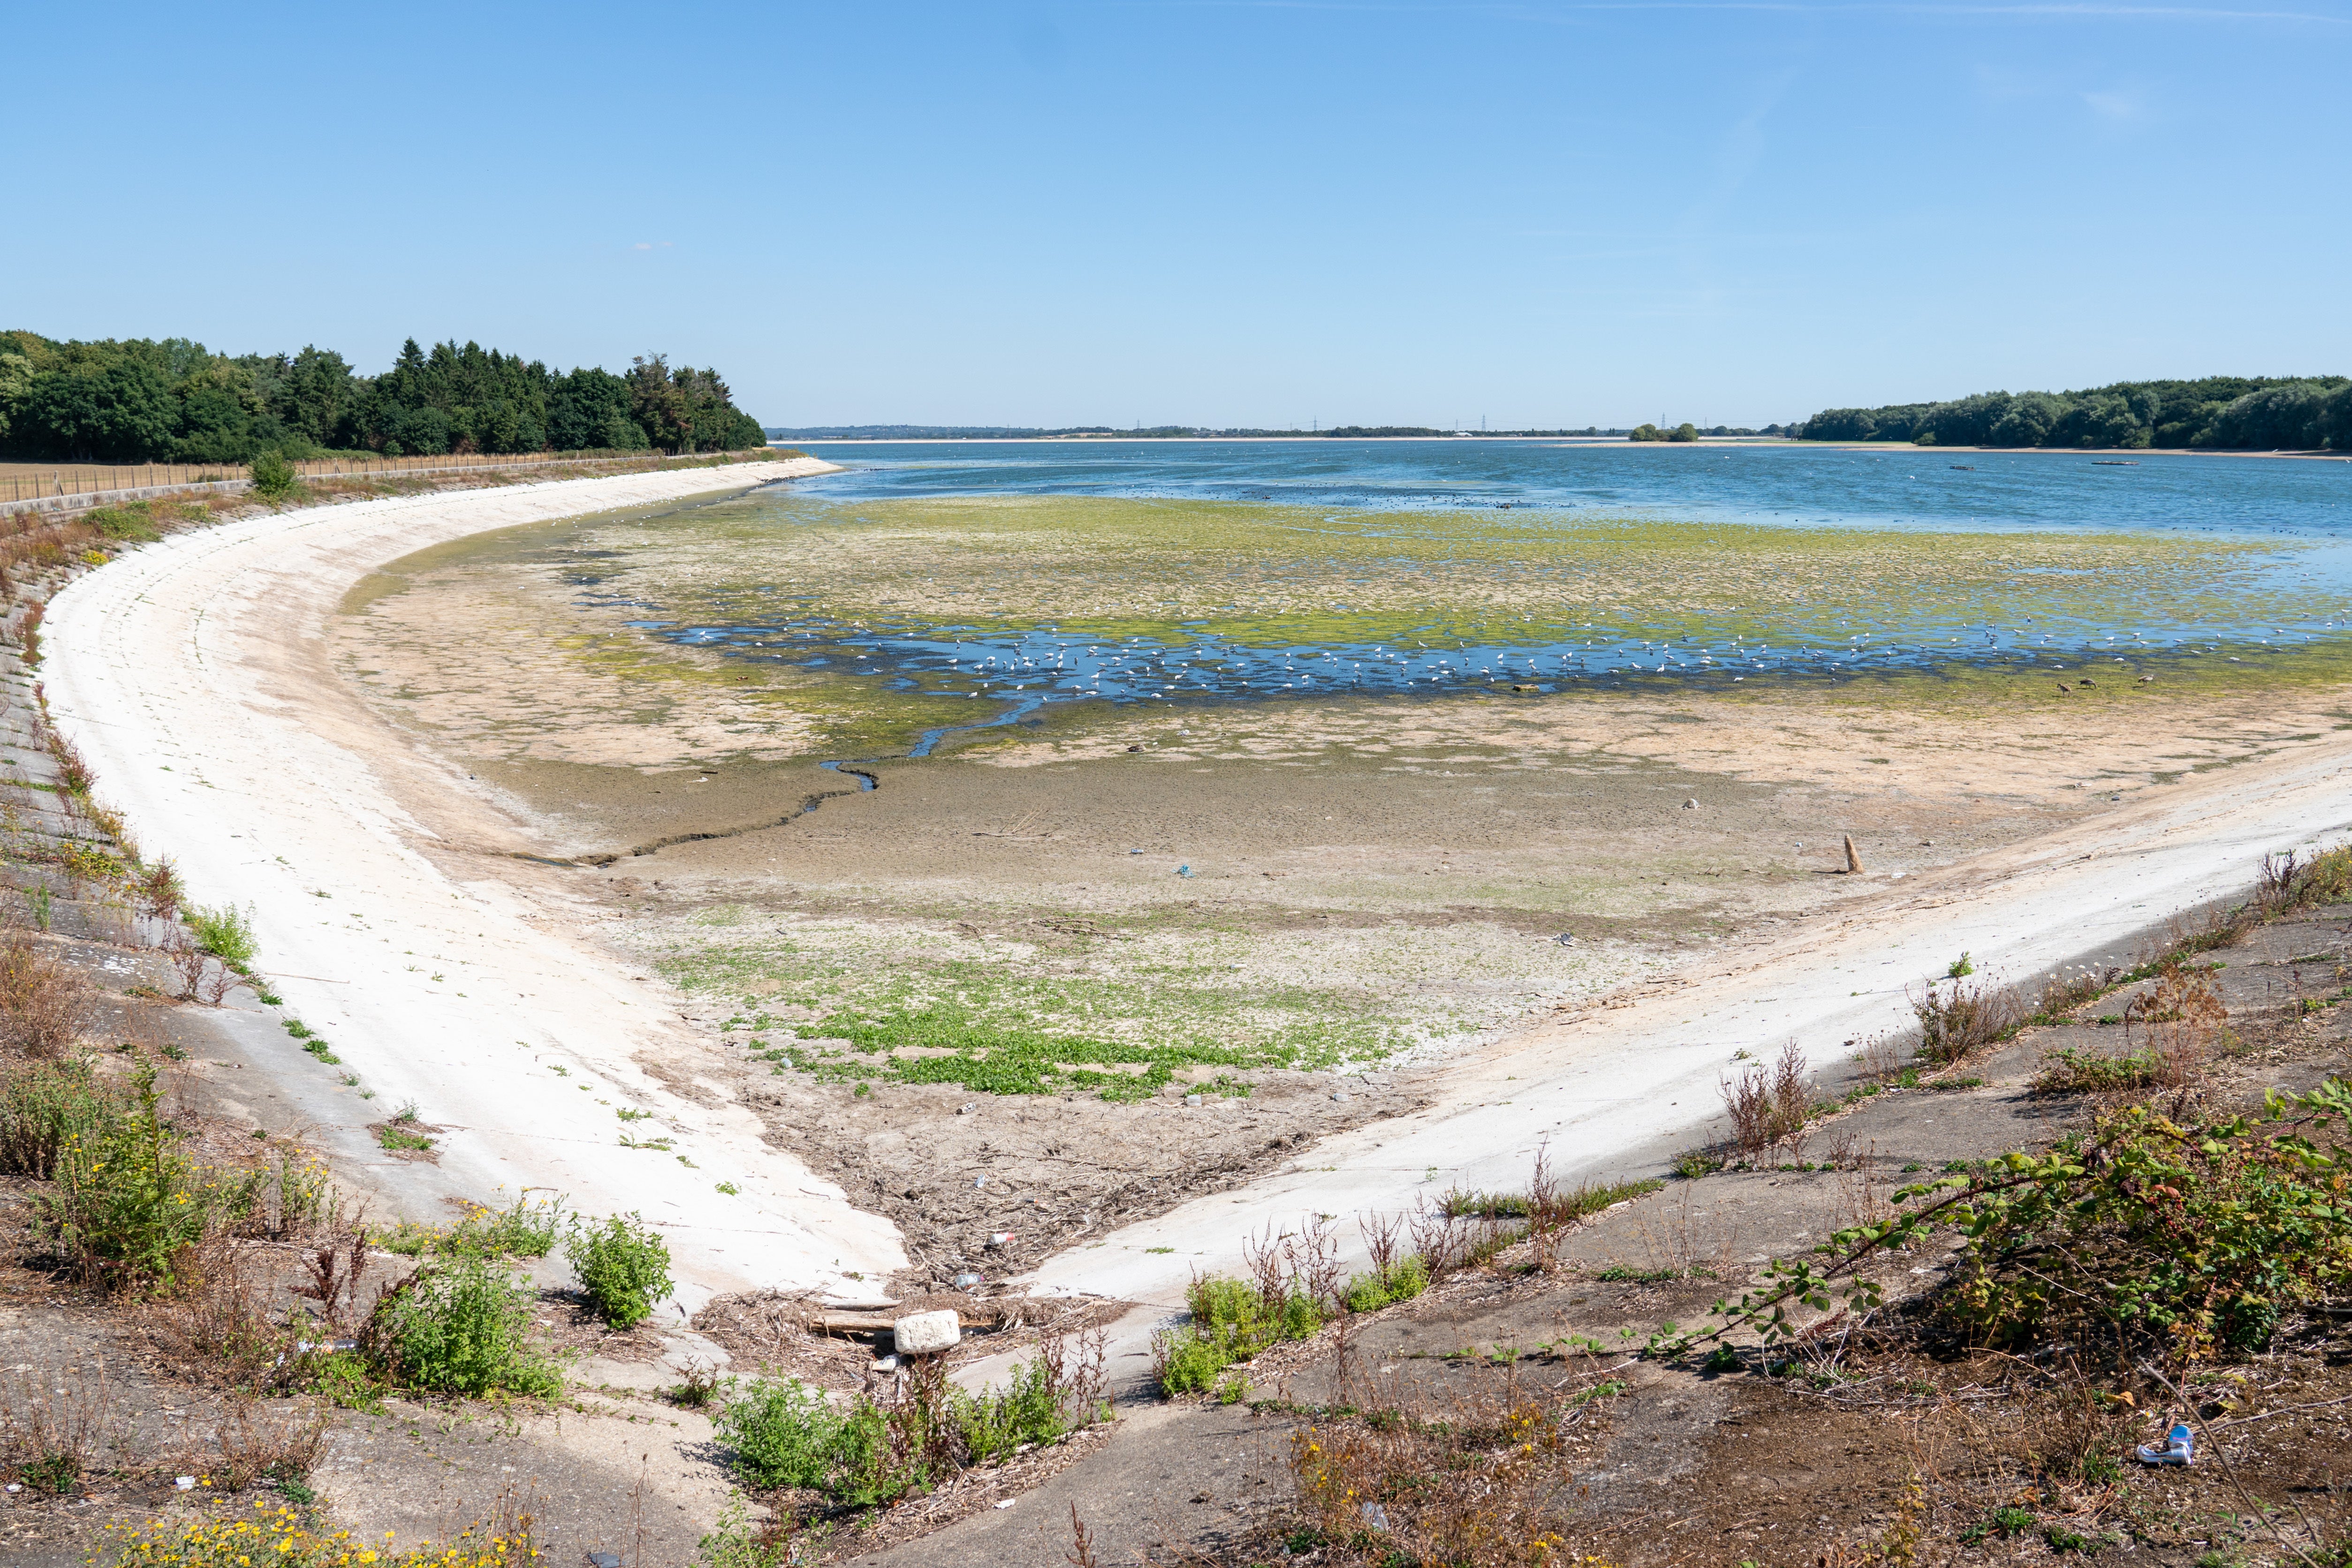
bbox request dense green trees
[1628,422,1700,442]
[1798,376,2352,451]
[0,329,767,463]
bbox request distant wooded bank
[1798,376,2351,451]
[0,331,767,463]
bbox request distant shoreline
[774,435,2352,461]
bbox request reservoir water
[585,439,2352,718]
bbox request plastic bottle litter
[953,1271,984,1288]
[1176,864,1193,878]
[2135,1423,2194,1466]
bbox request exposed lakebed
[323,447,2352,1281]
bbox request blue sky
[8,1,2347,428]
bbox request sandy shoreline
[41,458,912,1311]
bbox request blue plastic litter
[2135,1422,2193,1466]
[1176,864,1193,878]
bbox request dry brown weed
[0,933,91,1056]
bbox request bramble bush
[1651,1078,2352,1364]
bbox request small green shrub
[693,1493,791,1568]
[375,1123,433,1153]
[1341,1255,1429,1313]
[2032,1047,2161,1094]
[367,1254,562,1396]
[249,451,298,501]
[305,1349,386,1412]
[716,1376,898,1500]
[40,1065,213,1286]
[448,1192,566,1258]
[371,1219,444,1255]
[1675,1150,1723,1179]
[19,1450,80,1496]
[0,1057,115,1179]
[187,902,259,966]
[1156,1332,1237,1395]
[955,1353,1080,1462]
[1912,977,2021,1065]
[1156,1270,1328,1395]
[566,1211,674,1328]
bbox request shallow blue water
[791,438,2352,541]
[599,440,2352,718]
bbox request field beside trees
[1798,374,2352,450]
[0,330,767,463]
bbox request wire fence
[0,447,774,512]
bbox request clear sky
[8,2,2346,429]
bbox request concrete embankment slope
[1033,724,2352,1355]
[42,459,907,1310]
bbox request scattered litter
[987,1231,1016,1248]
[994,1499,1017,1509]
[956,1103,975,1116]
[1184,1093,1203,1107]
[1176,864,1193,878]
[4,1483,17,1493]
[590,1554,624,1568]
[1129,848,1142,855]
[2136,1423,2193,1466]
[1682,798,1698,810]
[175,1477,196,1491]
[973,1176,986,1188]
[871,1354,899,1372]
[1360,1502,1390,1530]
[1553,932,1575,947]
[1331,1091,1350,1104]
[953,1272,984,1288]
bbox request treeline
[0,331,767,463]
[1797,376,2352,451]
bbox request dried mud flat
[324,522,2352,1298]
